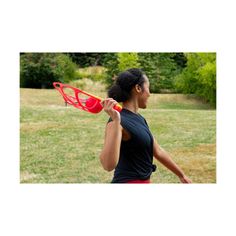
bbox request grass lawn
[20,87,216,183]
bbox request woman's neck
[122,100,139,114]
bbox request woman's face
[138,75,150,109]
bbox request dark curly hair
[108,68,146,102]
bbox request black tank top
[108,109,156,183]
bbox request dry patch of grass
[149,94,212,110]
[173,144,216,183]
[152,144,216,183]
[20,122,59,133]
[20,171,40,182]
[20,89,61,107]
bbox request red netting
[53,82,104,113]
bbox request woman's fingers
[179,175,192,183]
[103,98,117,111]
[108,101,118,110]
[102,98,120,121]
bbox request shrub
[20,53,77,88]
[175,53,216,107]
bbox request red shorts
[126,179,151,184]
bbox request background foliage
[175,53,216,106]
[20,52,216,106]
[20,53,77,88]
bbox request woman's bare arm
[153,139,192,183]
[100,121,122,171]
[99,98,122,171]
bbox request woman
[99,68,192,183]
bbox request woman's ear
[135,84,142,93]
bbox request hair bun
[108,84,130,102]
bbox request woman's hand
[102,98,121,122]
[179,175,192,183]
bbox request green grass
[20,88,216,183]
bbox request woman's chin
[140,104,147,109]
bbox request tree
[20,53,77,88]
[138,53,186,92]
[99,52,187,91]
[67,53,111,67]
[102,53,119,87]
[117,53,140,71]
[138,53,160,92]
[103,53,141,88]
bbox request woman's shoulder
[121,109,146,121]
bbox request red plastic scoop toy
[53,82,122,114]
